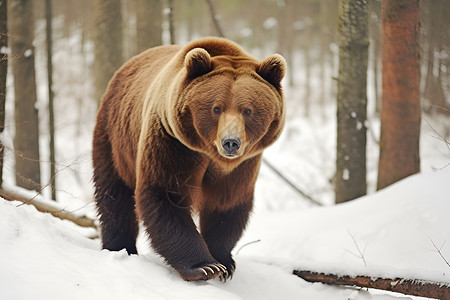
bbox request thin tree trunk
[377,0,421,190]
[92,0,123,104]
[303,26,312,117]
[167,0,175,45]
[335,0,368,203]
[136,0,162,53]
[46,0,56,201]
[369,0,381,115]
[0,0,7,188]
[204,0,224,38]
[9,0,41,192]
[422,0,446,112]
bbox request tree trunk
[0,0,7,188]
[204,0,225,38]
[422,0,447,112]
[92,0,123,104]
[377,0,421,190]
[136,0,162,54]
[167,0,175,44]
[46,0,56,201]
[303,25,312,117]
[9,0,41,192]
[335,0,368,203]
[368,0,381,115]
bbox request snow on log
[294,270,450,299]
[0,188,97,229]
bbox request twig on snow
[429,238,450,269]
[345,231,367,267]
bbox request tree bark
[0,0,7,188]
[294,270,450,299]
[422,0,447,112]
[377,0,421,190]
[46,0,56,201]
[335,0,368,203]
[136,0,162,54]
[9,0,41,192]
[368,0,381,115]
[167,0,175,44]
[92,0,123,104]
[204,0,225,38]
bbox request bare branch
[294,270,450,299]
[346,231,367,267]
[204,0,225,38]
[0,188,97,229]
[429,238,450,269]
[235,239,261,256]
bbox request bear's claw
[181,263,229,281]
[198,263,227,278]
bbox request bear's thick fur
[92,37,286,281]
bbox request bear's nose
[222,136,241,155]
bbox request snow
[24,49,33,57]
[343,168,350,180]
[2,27,450,300]
[2,169,449,299]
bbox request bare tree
[136,0,162,53]
[9,0,41,192]
[92,0,123,104]
[46,0,56,200]
[167,0,175,44]
[377,0,421,190]
[335,0,368,203]
[422,0,447,112]
[0,0,7,188]
[205,0,225,37]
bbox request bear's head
[174,41,286,171]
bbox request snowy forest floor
[1,166,450,299]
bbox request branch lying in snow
[262,157,321,206]
[293,270,450,299]
[0,188,97,230]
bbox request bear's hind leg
[92,131,139,255]
[94,176,139,255]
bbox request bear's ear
[184,48,212,80]
[257,54,286,89]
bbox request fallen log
[294,270,450,299]
[0,188,97,229]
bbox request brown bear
[92,37,286,281]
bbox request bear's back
[97,45,182,188]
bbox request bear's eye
[243,108,252,116]
[213,107,221,114]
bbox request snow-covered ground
[1,30,450,299]
[1,96,449,299]
[1,166,449,299]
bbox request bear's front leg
[135,185,228,281]
[200,200,253,280]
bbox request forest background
[1,0,449,208]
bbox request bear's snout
[222,136,241,156]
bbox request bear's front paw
[178,263,228,281]
[218,257,235,281]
